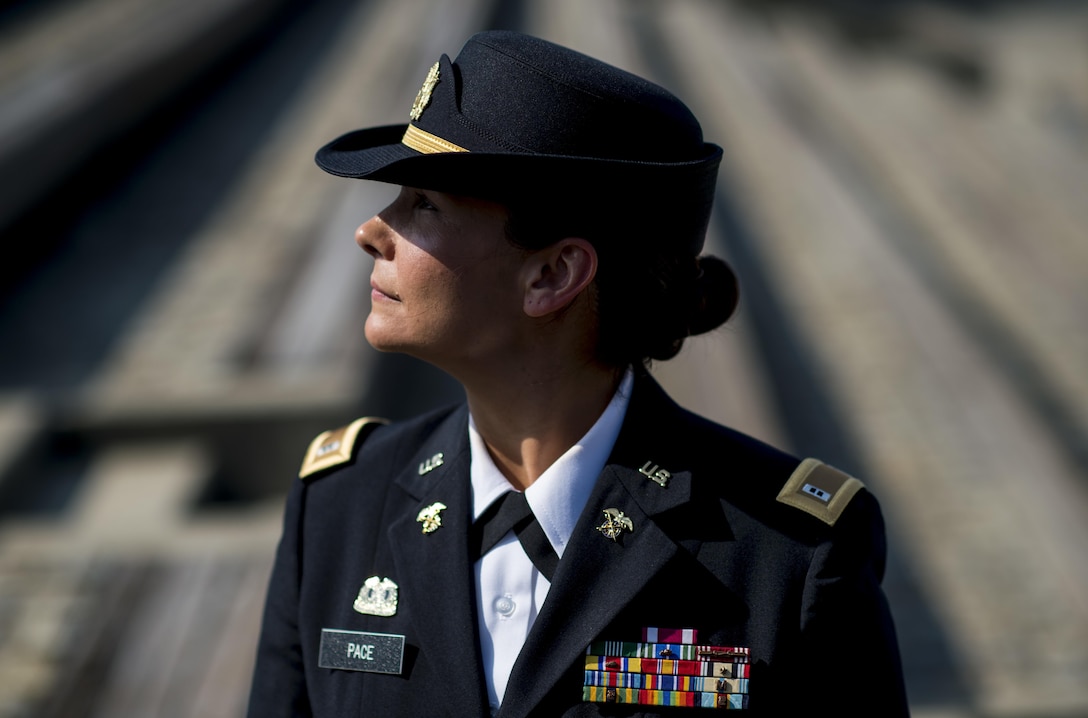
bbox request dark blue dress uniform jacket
[247,374,909,716]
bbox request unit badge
[353,576,399,617]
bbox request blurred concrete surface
[0,0,295,234]
[1,0,1087,715]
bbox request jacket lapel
[385,407,490,716]
[499,374,702,718]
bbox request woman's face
[356,186,529,371]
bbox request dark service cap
[315,31,723,253]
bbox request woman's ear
[522,238,598,318]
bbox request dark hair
[505,202,739,367]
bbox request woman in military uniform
[247,30,908,716]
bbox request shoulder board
[775,458,865,526]
[299,416,390,480]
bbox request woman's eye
[415,194,437,211]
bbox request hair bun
[686,255,739,337]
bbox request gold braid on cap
[402,124,468,154]
[403,61,469,154]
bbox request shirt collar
[469,369,634,558]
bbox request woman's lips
[370,280,400,301]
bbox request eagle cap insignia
[410,62,440,121]
[416,502,447,534]
[353,576,398,616]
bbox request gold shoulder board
[775,458,865,526]
[299,416,389,480]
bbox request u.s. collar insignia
[638,460,670,487]
[596,508,634,542]
[410,62,440,121]
[418,452,443,475]
[353,576,398,616]
[416,502,447,534]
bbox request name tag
[319,629,405,675]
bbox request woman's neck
[463,360,624,491]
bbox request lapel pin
[416,502,447,534]
[596,508,634,542]
[418,452,444,475]
[638,461,670,488]
[353,576,398,616]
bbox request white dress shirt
[469,370,634,710]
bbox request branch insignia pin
[416,502,447,534]
[596,508,634,542]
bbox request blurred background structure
[1,0,1087,715]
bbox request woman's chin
[363,318,401,354]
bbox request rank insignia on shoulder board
[776,458,864,526]
[299,417,389,479]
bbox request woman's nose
[356,215,391,259]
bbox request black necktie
[469,491,559,581]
